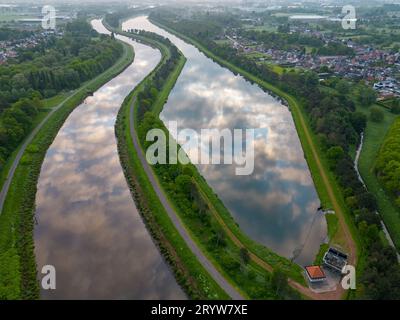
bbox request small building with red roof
[305,265,326,283]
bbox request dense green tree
[375,118,400,207]
[239,248,250,265]
[327,146,345,167]
[350,112,367,134]
[175,174,192,193]
[335,80,350,95]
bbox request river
[122,16,327,266]
[33,19,185,299]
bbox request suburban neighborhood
[224,22,400,99]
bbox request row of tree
[375,118,400,208]
[132,30,180,120]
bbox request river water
[122,16,327,266]
[33,19,185,299]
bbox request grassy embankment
[0,39,134,299]
[112,28,232,299]
[149,17,361,276]
[356,104,400,249]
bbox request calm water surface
[122,16,327,265]
[34,19,185,299]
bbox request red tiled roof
[305,266,326,279]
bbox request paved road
[128,99,244,300]
[0,91,77,215]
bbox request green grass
[326,213,339,240]
[214,39,230,45]
[0,15,35,22]
[42,93,71,108]
[271,64,285,75]
[313,243,329,265]
[243,25,277,32]
[356,104,400,249]
[244,51,270,60]
[0,39,134,299]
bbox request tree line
[375,118,400,208]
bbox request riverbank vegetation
[375,118,400,207]
[0,21,133,299]
[148,8,400,299]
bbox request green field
[356,104,400,249]
[243,24,277,32]
[0,14,35,22]
[214,39,230,45]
